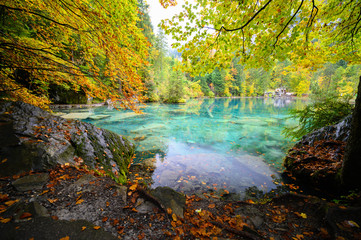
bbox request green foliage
[283,93,353,139]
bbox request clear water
[58,98,306,197]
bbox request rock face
[283,115,352,192]
[0,101,134,181]
[294,115,352,146]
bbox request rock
[0,217,118,240]
[2,201,49,220]
[283,115,352,191]
[61,112,93,119]
[151,187,186,218]
[0,101,135,183]
[88,115,110,120]
[12,173,49,191]
[297,115,352,145]
[115,185,128,203]
[136,200,157,214]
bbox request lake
[58,97,306,198]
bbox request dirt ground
[1,165,361,240]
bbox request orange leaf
[93,226,101,230]
[166,208,172,215]
[172,213,177,222]
[102,217,108,222]
[59,236,69,240]
[76,199,84,205]
[106,201,110,207]
[20,212,32,219]
[81,226,86,231]
[208,203,216,209]
[47,199,58,204]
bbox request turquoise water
[58,98,306,197]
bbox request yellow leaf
[129,183,138,191]
[81,226,86,231]
[346,220,360,228]
[5,200,19,206]
[300,213,307,219]
[76,199,84,205]
[0,217,11,223]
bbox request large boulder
[283,115,352,192]
[0,101,134,182]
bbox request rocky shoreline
[1,101,361,239]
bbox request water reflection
[60,98,306,198]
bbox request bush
[283,93,353,140]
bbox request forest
[1,0,361,239]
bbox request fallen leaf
[93,226,101,230]
[47,199,58,204]
[20,212,32,219]
[346,220,360,228]
[166,208,172,215]
[172,213,177,222]
[59,236,69,240]
[208,203,216,209]
[102,217,108,222]
[81,226,86,231]
[129,184,138,191]
[76,199,84,205]
[0,217,11,223]
[5,200,19,206]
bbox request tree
[161,0,361,189]
[0,0,149,110]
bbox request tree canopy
[162,0,361,75]
[0,0,149,110]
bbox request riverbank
[1,164,361,239]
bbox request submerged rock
[0,101,135,182]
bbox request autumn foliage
[0,0,149,110]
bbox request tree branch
[215,0,273,32]
[273,0,304,47]
[0,4,79,31]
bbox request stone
[2,201,49,221]
[88,115,110,120]
[12,173,49,191]
[0,217,118,240]
[0,101,135,183]
[136,200,157,214]
[61,112,93,119]
[115,185,128,203]
[283,115,352,191]
[151,187,186,218]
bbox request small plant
[283,92,353,140]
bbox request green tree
[0,0,149,110]
[161,0,361,189]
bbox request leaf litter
[0,164,360,239]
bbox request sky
[146,0,187,48]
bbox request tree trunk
[341,76,361,189]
